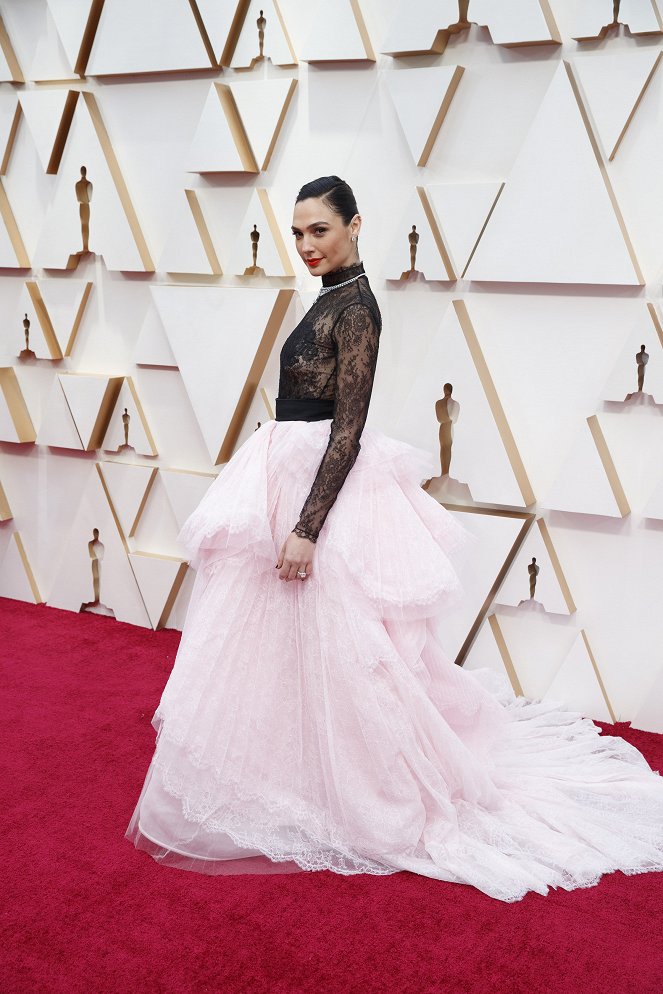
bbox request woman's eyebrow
[291,221,329,231]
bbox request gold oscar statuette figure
[244,224,265,276]
[528,557,539,599]
[76,166,93,254]
[122,407,130,448]
[636,344,649,392]
[87,528,104,605]
[401,224,420,280]
[436,383,459,477]
[257,8,266,59]
[20,313,36,359]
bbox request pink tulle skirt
[126,418,663,902]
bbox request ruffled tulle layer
[126,419,663,903]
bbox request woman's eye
[315,228,327,235]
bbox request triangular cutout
[601,304,663,403]
[227,189,294,277]
[382,187,452,281]
[32,92,154,272]
[225,0,297,68]
[495,518,576,614]
[102,377,158,455]
[396,302,529,507]
[48,464,152,627]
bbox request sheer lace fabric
[277,261,381,541]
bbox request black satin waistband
[275,397,335,422]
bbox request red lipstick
[307,258,323,268]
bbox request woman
[127,176,663,902]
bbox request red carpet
[1,595,662,994]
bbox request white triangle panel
[32,97,150,272]
[47,0,97,72]
[382,189,449,281]
[466,62,642,285]
[471,0,560,44]
[227,189,294,277]
[35,377,84,450]
[129,552,186,629]
[427,182,503,278]
[381,0,459,55]
[0,533,41,602]
[496,522,573,615]
[58,373,115,450]
[438,510,529,664]
[396,304,526,507]
[18,89,73,172]
[229,77,297,171]
[86,0,213,75]
[228,0,297,68]
[187,84,250,174]
[540,419,625,517]
[385,66,462,167]
[573,49,661,160]
[150,285,285,463]
[601,310,663,403]
[98,461,156,539]
[192,0,240,64]
[102,379,157,456]
[134,306,178,367]
[301,0,374,61]
[48,467,152,627]
[158,190,220,275]
[543,631,613,723]
[159,468,216,531]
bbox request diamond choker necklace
[316,273,365,299]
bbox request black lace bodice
[277,260,381,542]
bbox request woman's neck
[321,258,364,287]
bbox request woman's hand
[276,532,315,582]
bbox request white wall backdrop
[1,0,662,730]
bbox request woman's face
[291,197,361,277]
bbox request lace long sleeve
[292,303,380,542]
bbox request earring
[351,235,357,242]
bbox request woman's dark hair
[295,175,358,226]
